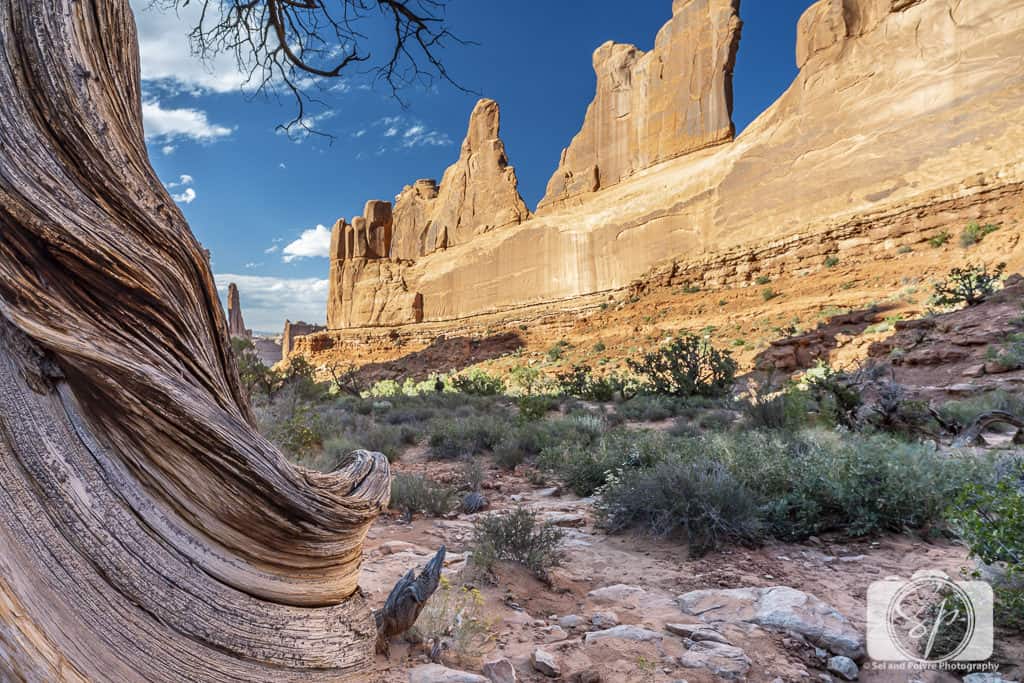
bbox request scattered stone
[531,649,560,678]
[546,512,586,527]
[408,664,489,683]
[568,670,603,683]
[677,586,864,659]
[584,625,663,643]
[587,584,646,604]
[664,623,729,644]
[541,625,568,642]
[590,611,619,628]
[482,657,517,683]
[827,655,859,680]
[678,641,751,680]
[559,614,583,630]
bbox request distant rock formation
[326,99,529,328]
[538,0,742,211]
[390,98,530,259]
[282,320,325,361]
[226,283,251,338]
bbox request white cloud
[372,115,451,149]
[275,110,337,142]
[384,127,399,137]
[279,162,287,169]
[161,145,176,155]
[166,174,194,189]
[264,245,280,254]
[131,1,249,94]
[215,274,328,333]
[353,129,366,138]
[143,101,233,143]
[282,224,332,262]
[172,187,197,204]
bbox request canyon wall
[321,0,1024,332]
[538,0,742,211]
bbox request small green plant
[755,275,771,285]
[517,394,556,421]
[547,340,570,362]
[428,416,508,460]
[389,474,458,518]
[960,222,999,248]
[931,262,1005,308]
[929,230,951,248]
[470,507,565,577]
[986,333,1024,371]
[761,287,779,301]
[627,333,736,398]
[555,364,624,402]
[824,255,840,268]
[593,341,606,353]
[681,284,701,294]
[897,245,913,254]
[411,576,491,660]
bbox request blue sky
[133,0,814,333]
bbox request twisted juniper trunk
[0,2,389,681]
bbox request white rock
[558,614,582,630]
[584,625,663,643]
[590,611,619,628]
[531,648,560,678]
[408,664,489,683]
[827,655,859,681]
[677,586,864,659]
[482,657,517,683]
[587,584,646,604]
[678,640,751,680]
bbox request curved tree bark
[0,2,389,681]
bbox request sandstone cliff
[226,282,250,338]
[539,0,742,211]
[390,98,530,259]
[319,0,1024,331]
[282,320,326,361]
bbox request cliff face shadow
[357,332,524,383]
[753,304,901,376]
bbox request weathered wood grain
[0,2,389,680]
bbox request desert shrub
[593,341,606,353]
[428,415,509,460]
[617,394,688,421]
[547,341,569,362]
[389,473,457,518]
[596,459,763,557]
[508,364,546,396]
[987,332,1024,371]
[452,369,506,396]
[755,275,771,285]
[699,409,736,431]
[720,429,989,540]
[232,337,272,400]
[938,390,1024,427]
[411,576,490,661]
[493,416,606,470]
[266,405,324,458]
[555,364,622,402]
[960,222,999,247]
[366,379,402,397]
[742,385,811,431]
[539,429,677,496]
[761,287,779,301]
[824,255,840,268]
[929,230,951,248]
[627,333,737,398]
[948,461,1024,628]
[799,363,863,428]
[931,262,1005,308]
[469,507,565,576]
[457,458,485,492]
[517,394,557,421]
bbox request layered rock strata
[319,0,1024,331]
[282,320,326,361]
[226,282,250,338]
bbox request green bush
[493,417,606,470]
[266,405,324,458]
[761,287,779,301]
[596,459,763,558]
[929,230,951,248]
[555,364,623,402]
[960,222,999,247]
[517,394,557,421]
[742,386,811,431]
[617,394,693,421]
[987,333,1024,371]
[539,429,676,496]
[627,333,737,398]
[428,415,509,460]
[389,474,458,518]
[824,255,840,268]
[755,275,771,285]
[931,262,1005,308]
[948,461,1024,628]
[938,390,1024,428]
[470,507,565,577]
[452,369,506,396]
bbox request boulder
[677,586,864,659]
[590,611,619,628]
[531,648,560,678]
[584,625,663,643]
[482,657,517,683]
[678,640,751,680]
[408,664,489,683]
[827,655,860,680]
